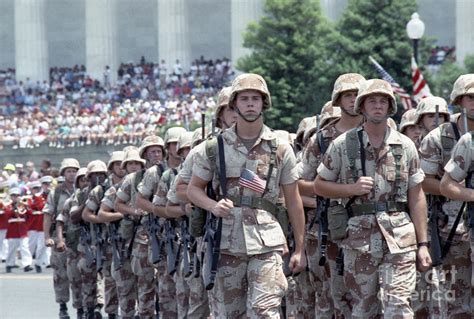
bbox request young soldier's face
[77,176,88,189]
[63,168,78,184]
[220,106,238,129]
[460,94,474,120]
[421,113,445,132]
[235,90,263,121]
[403,125,422,143]
[126,161,142,174]
[111,162,126,178]
[339,90,358,116]
[361,94,390,124]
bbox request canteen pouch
[119,217,135,240]
[328,204,349,241]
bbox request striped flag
[369,56,413,110]
[411,56,432,103]
[239,169,266,194]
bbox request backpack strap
[262,138,278,197]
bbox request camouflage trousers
[102,247,119,315]
[434,238,472,318]
[66,248,83,309]
[187,238,210,319]
[131,241,155,318]
[306,231,334,318]
[112,257,138,319]
[412,267,442,318]
[50,247,70,304]
[77,245,100,308]
[344,248,416,319]
[209,251,288,318]
[283,276,297,317]
[156,260,177,317]
[174,257,190,318]
[292,269,317,318]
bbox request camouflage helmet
[216,86,232,120]
[354,79,397,116]
[331,73,366,106]
[86,160,107,178]
[228,73,271,110]
[303,107,341,144]
[450,74,474,105]
[399,109,418,133]
[387,117,397,130]
[320,101,334,115]
[121,148,146,169]
[164,127,187,145]
[414,96,450,125]
[139,135,165,158]
[59,158,80,176]
[107,151,125,170]
[191,127,209,148]
[177,131,193,154]
[74,167,88,187]
[296,117,316,147]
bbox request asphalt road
[0,262,74,319]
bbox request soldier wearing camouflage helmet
[55,167,88,319]
[215,86,237,129]
[414,96,450,138]
[298,74,365,318]
[314,79,431,317]
[400,109,422,147]
[43,158,80,319]
[188,73,306,317]
[419,75,474,317]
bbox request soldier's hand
[211,198,233,217]
[288,250,306,274]
[416,246,432,272]
[45,238,55,247]
[353,176,374,196]
[56,240,66,252]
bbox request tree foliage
[237,0,340,131]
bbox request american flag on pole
[411,56,432,103]
[239,169,266,194]
[369,56,413,110]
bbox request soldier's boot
[76,308,85,319]
[93,305,102,319]
[59,303,70,319]
[86,307,95,319]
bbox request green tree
[430,61,466,101]
[237,0,341,131]
[336,0,431,90]
[463,54,474,73]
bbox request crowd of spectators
[0,56,233,149]
[426,46,456,73]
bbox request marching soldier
[44,158,80,319]
[314,79,432,318]
[188,73,306,317]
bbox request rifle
[191,239,201,278]
[165,220,178,275]
[202,133,225,290]
[180,217,193,277]
[428,195,443,267]
[80,224,95,267]
[148,214,162,265]
[282,224,295,277]
[95,223,105,272]
[109,222,124,271]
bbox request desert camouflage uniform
[172,144,210,318]
[86,183,119,316]
[43,183,74,305]
[103,182,139,319]
[439,132,474,317]
[76,186,104,310]
[152,168,180,318]
[318,127,423,318]
[117,171,155,318]
[57,195,83,312]
[300,119,351,318]
[192,125,295,317]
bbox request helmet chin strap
[235,107,262,123]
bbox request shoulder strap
[133,169,145,191]
[205,137,218,176]
[217,134,227,197]
[52,184,64,216]
[345,128,363,182]
[316,130,331,156]
[262,138,278,197]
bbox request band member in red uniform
[27,181,48,272]
[4,188,33,273]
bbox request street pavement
[0,261,74,319]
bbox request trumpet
[12,199,28,215]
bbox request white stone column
[85,0,118,85]
[14,0,49,83]
[456,0,474,65]
[320,0,348,22]
[231,0,264,64]
[158,0,190,71]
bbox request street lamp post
[406,12,425,64]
